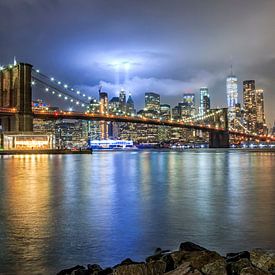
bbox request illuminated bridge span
[0,107,274,143]
[1,62,275,148]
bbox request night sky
[1,0,275,126]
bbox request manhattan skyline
[0,0,275,125]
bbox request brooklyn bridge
[0,63,274,148]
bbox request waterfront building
[2,132,54,150]
[55,119,89,149]
[99,91,109,139]
[145,92,160,115]
[199,88,210,115]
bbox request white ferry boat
[89,140,135,150]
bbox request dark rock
[201,258,227,275]
[57,265,85,275]
[179,242,208,252]
[165,262,202,274]
[146,254,162,263]
[87,264,103,273]
[146,248,171,263]
[113,258,142,269]
[170,249,225,273]
[170,251,192,268]
[98,267,113,275]
[240,266,270,274]
[162,254,175,272]
[73,269,90,275]
[250,249,275,273]
[227,258,252,275]
[226,251,250,263]
[113,260,166,275]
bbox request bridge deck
[0,108,274,142]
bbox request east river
[0,150,275,274]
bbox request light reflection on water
[0,150,275,274]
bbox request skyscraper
[99,91,109,139]
[126,93,135,115]
[181,93,196,118]
[119,89,126,113]
[160,104,171,120]
[243,80,256,131]
[199,88,210,115]
[243,81,267,133]
[88,98,100,140]
[109,97,120,114]
[182,93,195,108]
[255,89,267,134]
[226,74,238,108]
[145,92,160,114]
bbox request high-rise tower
[145,92,160,114]
[243,80,256,131]
[99,90,109,140]
[226,67,238,108]
[199,87,210,115]
[119,89,126,113]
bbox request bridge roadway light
[64,84,68,89]
[58,81,61,85]
[50,77,54,81]
[36,69,40,73]
[45,88,49,92]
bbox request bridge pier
[209,131,230,148]
[0,63,33,131]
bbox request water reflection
[0,151,275,274]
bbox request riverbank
[0,149,92,155]
[57,242,275,274]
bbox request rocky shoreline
[57,242,275,275]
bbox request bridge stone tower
[208,108,229,148]
[0,63,33,132]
